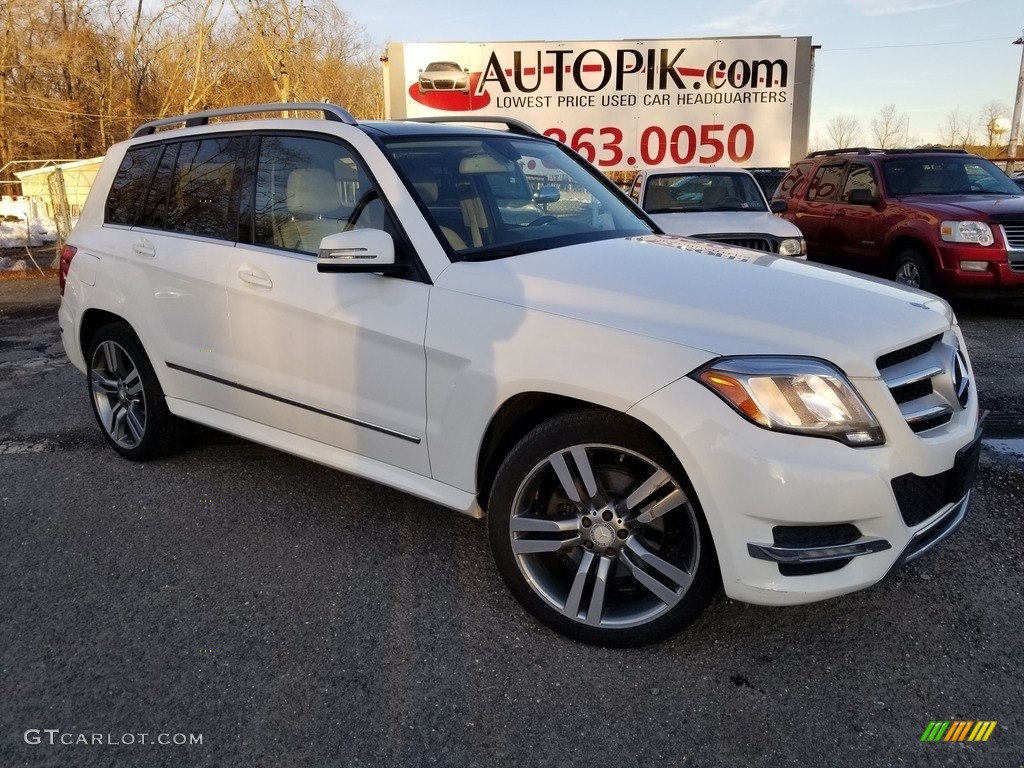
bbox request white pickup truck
[629,166,806,258]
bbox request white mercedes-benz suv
[58,103,981,646]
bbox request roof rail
[880,147,969,155]
[805,147,875,158]
[806,146,970,159]
[131,102,358,138]
[403,115,541,136]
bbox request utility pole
[1007,33,1024,173]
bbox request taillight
[58,244,77,295]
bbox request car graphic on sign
[418,61,470,94]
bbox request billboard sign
[385,38,813,170]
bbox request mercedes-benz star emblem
[952,349,971,409]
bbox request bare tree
[870,104,910,149]
[939,107,975,148]
[824,115,862,148]
[979,100,1011,156]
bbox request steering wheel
[527,215,558,227]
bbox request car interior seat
[279,168,344,253]
[405,165,468,250]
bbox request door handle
[132,239,156,257]
[238,268,273,289]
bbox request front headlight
[940,220,993,246]
[692,357,884,447]
[778,237,806,258]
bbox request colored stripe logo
[921,721,997,742]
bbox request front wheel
[890,249,934,293]
[487,411,719,646]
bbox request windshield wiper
[459,245,537,261]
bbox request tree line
[0,0,384,182]
[818,102,1020,159]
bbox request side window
[807,163,845,202]
[628,174,643,203]
[166,136,247,240]
[105,144,163,225]
[138,142,179,230]
[841,163,878,201]
[254,135,382,254]
[775,161,813,200]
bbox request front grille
[1001,223,1024,271]
[705,236,775,253]
[889,379,933,404]
[876,334,941,370]
[891,470,951,526]
[876,333,959,434]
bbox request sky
[353,0,1024,147]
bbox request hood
[650,210,802,239]
[898,193,1024,221]
[434,235,953,378]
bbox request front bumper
[628,377,980,607]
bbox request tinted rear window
[106,145,164,225]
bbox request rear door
[103,136,245,406]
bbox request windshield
[642,172,769,213]
[383,134,652,260]
[882,156,1022,196]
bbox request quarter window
[106,144,163,225]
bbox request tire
[86,323,188,461]
[890,249,934,293]
[487,410,719,647]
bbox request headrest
[286,168,341,216]
[406,166,439,204]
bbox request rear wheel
[488,411,719,646]
[890,249,934,292]
[86,323,187,460]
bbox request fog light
[959,260,989,272]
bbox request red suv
[771,148,1024,297]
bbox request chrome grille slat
[703,235,777,253]
[1001,223,1024,271]
[904,404,954,424]
[884,365,943,390]
[876,334,957,434]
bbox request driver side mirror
[316,229,406,275]
[534,185,560,205]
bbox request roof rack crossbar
[131,102,358,138]
[403,115,541,136]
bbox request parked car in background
[59,105,980,647]
[772,148,1024,297]
[628,167,806,258]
